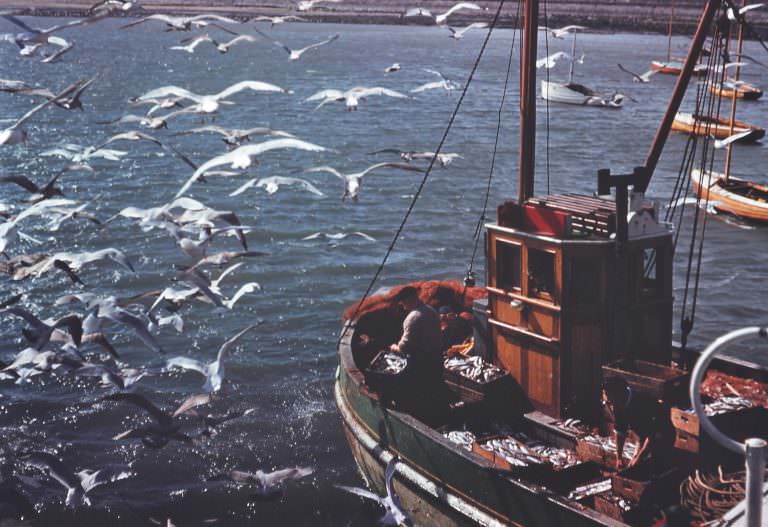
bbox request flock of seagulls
[0,0,484,524]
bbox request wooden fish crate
[471,435,549,479]
[363,350,407,394]
[602,359,689,404]
[575,437,622,468]
[443,368,511,403]
[594,492,642,523]
[610,463,680,504]
[670,405,766,438]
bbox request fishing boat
[650,0,708,76]
[335,1,768,525]
[671,111,765,142]
[539,26,624,108]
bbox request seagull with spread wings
[448,22,488,40]
[121,14,240,32]
[305,86,409,111]
[251,15,306,27]
[305,162,424,202]
[230,176,324,197]
[336,458,409,526]
[253,29,339,60]
[617,63,659,83]
[405,2,482,25]
[0,83,77,146]
[175,124,296,147]
[210,466,314,498]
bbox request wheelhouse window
[496,241,521,290]
[641,248,660,296]
[528,249,555,299]
[570,258,600,304]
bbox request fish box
[602,359,689,404]
[443,367,511,403]
[471,435,549,480]
[670,405,766,438]
[363,350,407,394]
[611,463,680,504]
[594,492,642,523]
[575,435,641,469]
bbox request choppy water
[0,17,767,526]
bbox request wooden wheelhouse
[485,194,673,419]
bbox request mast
[519,0,539,203]
[724,0,746,183]
[638,0,722,193]
[568,30,577,83]
[667,0,675,63]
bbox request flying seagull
[20,452,133,508]
[447,22,488,40]
[305,86,409,111]
[617,63,659,83]
[727,2,764,21]
[297,0,342,11]
[410,69,459,93]
[210,466,314,498]
[175,125,296,147]
[253,29,339,61]
[305,162,424,202]
[336,458,409,526]
[0,12,107,49]
[121,14,240,32]
[177,138,328,197]
[103,393,192,448]
[19,77,96,110]
[251,15,306,27]
[367,148,463,168]
[536,51,581,69]
[0,83,77,145]
[170,34,213,53]
[134,80,289,115]
[404,2,482,25]
[95,131,198,170]
[384,63,401,73]
[539,25,588,38]
[165,324,257,392]
[229,176,324,197]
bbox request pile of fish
[567,479,612,501]
[479,436,545,467]
[369,352,408,374]
[704,395,754,416]
[443,430,476,451]
[554,417,591,437]
[444,355,505,384]
[600,492,633,513]
[581,434,639,463]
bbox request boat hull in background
[672,112,765,142]
[541,81,623,108]
[692,168,768,222]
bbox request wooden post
[519,0,539,204]
[725,0,746,183]
[638,0,722,193]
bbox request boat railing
[690,326,768,527]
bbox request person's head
[393,286,420,311]
[602,376,631,409]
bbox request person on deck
[601,376,675,470]
[389,286,443,385]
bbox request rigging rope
[544,0,551,194]
[337,0,508,344]
[466,0,522,284]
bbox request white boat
[541,80,624,108]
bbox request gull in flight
[252,29,339,60]
[447,22,488,40]
[251,15,306,27]
[0,163,91,203]
[368,148,463,168]
[305,162,424,202]
[617,63,659,83]
[303,231,375,242]
[385,63,401,73]
[178,138,328,197]
[75,364,147,391]
[170,34,213,53]
[103,393,193,448]
[536,51,582,69]
[297,0,342,11]
[175,124,296,147]
[0,12,107,50]
[166,324,257,392]
[230,176,324,197]
[410,68,459,93]
[213,34,259,53]
[4,306,83,350]
[540,25,588,38]
[134,80,289,115]
[0,84,77,145]
[95,131,198,170]
[40,143,126,163]
[130,96,186,117]
[404,2,482,25]
[89,0,140,14]
[336,458,409,526]
[179,267,261,309]
[20,452,133,508]
[96,108,194,130]
[727,2,764,21]
[305,86,409,111]
[713,129,755,149]
[121,14,240,32]
[18,77,96,111]
[0,78,32,92]
[210,466,314,498]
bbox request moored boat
[541,80,624,108]
[691,169,768,222]
[709,79,763,100]
[650,59,708,76]
[671,111,764,142]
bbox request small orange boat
[671,111,765,142]
[709,79,763,100]
[691,168,768,222]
